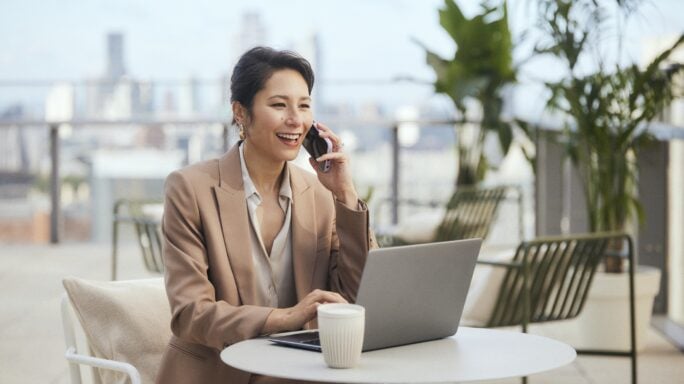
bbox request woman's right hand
[262,289,348,334]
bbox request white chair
[62,295,141,384]
[61,277,171,384]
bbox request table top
[220,327,576,383]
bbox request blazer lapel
[290,164,318,300]
[213,144,257,305]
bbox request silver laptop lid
[356,238,481,351]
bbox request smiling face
[237,68,314,168]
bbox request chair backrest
[486,233,628,327]
[434,186,508,242]
[62,277,171,384]
[135,218,164,273]
[62,294,105,384]
[113,198,164,274]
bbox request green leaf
[497,122,513,155]
[439,0,468,44]
[539,2,684,233]
[421,0,518,186]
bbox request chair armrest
[376,197,443,210]
[373,197,444,226]
[374,226,411,247]
[65,347,142,384]
[476,259,523,269]
[395,198,442,208]
[113,215,161,225]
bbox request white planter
[535,266,661,351]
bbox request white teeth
[276,133,300,140]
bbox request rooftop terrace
[1,241,682,383]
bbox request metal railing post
[223,123,230,153]
[391,124,400,225]
[49,123,60,244]
[518,186,524,242]
[627,235,638,384]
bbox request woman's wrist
[334,189,359,209]
[263,308,286,335]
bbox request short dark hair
[230,46,315,124]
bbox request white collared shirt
[239,142,297,308]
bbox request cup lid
[317,303,365,318]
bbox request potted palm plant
[418,0,517,186]
[535,0,684,350]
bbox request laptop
[269,238,481,352]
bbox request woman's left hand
[308,121,359,209]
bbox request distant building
[0,104,47,242]
[45,82,74,122]
[178,77,202,117]
[0,105,29,173]
[234,12,267,56]
[292,32,323,110]
[224,12,269,105]
[87,148,184,242]
[107,33,126,79]
[0,104,33,198]
[87,33,154,119]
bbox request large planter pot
[537,266,661,352]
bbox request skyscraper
[235,12,267,55]
[106,33,126,80]
[87,32,154,119]
[224,12,269,106]
[293,32,323,111]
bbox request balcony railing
[2,117,683,245]
[0,117,479,244]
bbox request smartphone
[302,123,332,173]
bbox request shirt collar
[239,141,292,203]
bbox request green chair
[478,232,637,384]
[434,185,510,242]
[111,198,164,280]
[379,186,515,246]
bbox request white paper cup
[317,303,365,369]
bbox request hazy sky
[1,0,683,115]
[1,0,450,80]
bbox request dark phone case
[302,127,321,158]
[303,126,331,172]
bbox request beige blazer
[155,144,375,384]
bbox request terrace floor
[0,241,682,384]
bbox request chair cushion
[62,277,171,384]
[141,203,164,221]
[393,209,445,243]
[461,247,515,326]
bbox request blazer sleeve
[328,199,378,303]
[162,170,272,350]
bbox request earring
[238,123,245,140]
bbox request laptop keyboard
[301,338,320,346]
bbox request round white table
[221,327,576,383]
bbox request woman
[155,46,375,384]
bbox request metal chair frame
[478,232,637,384]
[378,185,521,246]
[111,198,164,280]
[434,185,511,242]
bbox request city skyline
[0,0,682,247]
[2,0,683,118]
